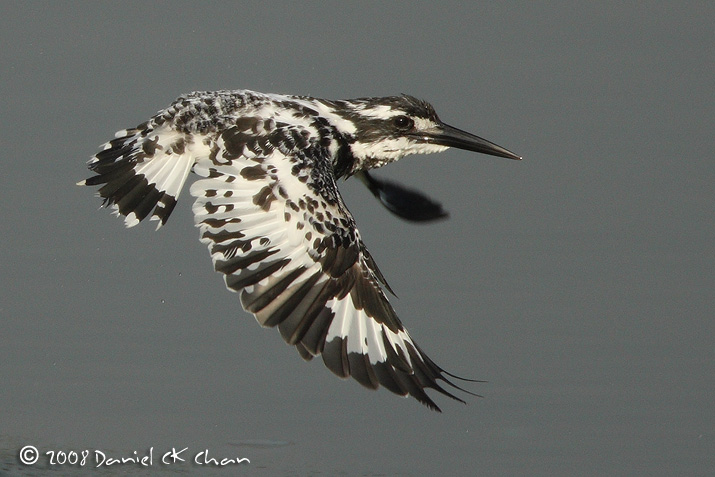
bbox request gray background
[1,2,712,476]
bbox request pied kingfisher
[80,89,520,411]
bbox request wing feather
[81,125,201,228]
[188,129,472,410]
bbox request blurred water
[0,3,712,476]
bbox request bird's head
[331,94,521,173]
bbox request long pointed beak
[425,123,522,160]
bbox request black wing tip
[413,374,487,412]
[318,340,483,412]
[417,373,483,412]
[358,171,450,223]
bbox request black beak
[424,123,521,160]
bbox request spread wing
[80,113,475,411]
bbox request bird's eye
[393,115,414,131]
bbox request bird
[79,89,521,411]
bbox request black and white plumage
[80,89,520,411]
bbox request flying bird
[79,90,520,411]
